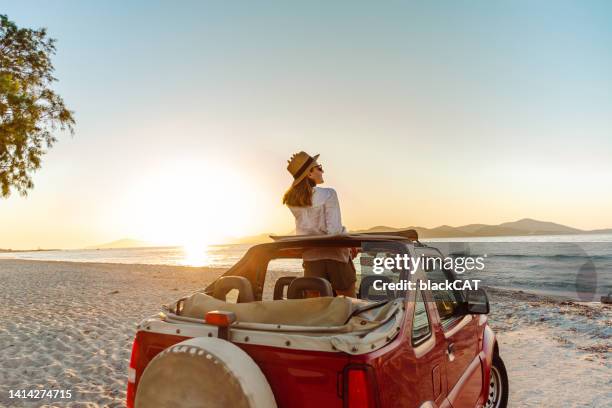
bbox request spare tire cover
[135,337,277,408]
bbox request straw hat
[286,151,320,187]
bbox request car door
[419,249,483,408]
[410,285,449,408]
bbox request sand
[0,259,610,407]
[486,288,611,407]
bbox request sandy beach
[0,259,610,407]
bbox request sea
[1,234,611,301]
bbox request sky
[1,0,611,249]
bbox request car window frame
[419,248,467,331]
[411,285,433,347]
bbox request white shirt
[288,187,350,262]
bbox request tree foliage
[0,15,74,197]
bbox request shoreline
[0,257,221,270]
[1,258,606,303]
[0,259,610,407]
[0,248,61,253]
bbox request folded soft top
[179,294,358,327]
[159,294,404,353]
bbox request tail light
[205,310,236,327]
[126,334,141,408]
[342,364,379,408]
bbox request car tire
[485,354,509,408]
[135,337,277,408]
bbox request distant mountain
[355,225,475,238]
[97,219,610,248]
[454,224,488,234]
[86,238,152,249]
[588,228,612,234]
[497,218,581,234]
[425,225,473,238]
[353,218,608,239]
[458,225,524,237]
[359,225,403,233]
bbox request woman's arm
[324,189,346,234]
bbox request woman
[283,151,356,297]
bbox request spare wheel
[135,337,277,408]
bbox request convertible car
[127,230,508,408]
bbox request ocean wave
[479,254,612,261]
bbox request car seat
[273,276,296,300]
[212,276,255,303]
[358,275,394,300]
[287,277,333,299]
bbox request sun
[122,159,256,250]
[181,241,213,267]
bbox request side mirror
[465,288,489,314]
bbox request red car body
[127,232,504,408]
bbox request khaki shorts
[303,259,357,291]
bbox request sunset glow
[122,160,256,248]
[1,2,611,251]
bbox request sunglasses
[313,165,323,172]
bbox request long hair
[282,178,315,207]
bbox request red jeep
[127,231,508,408]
